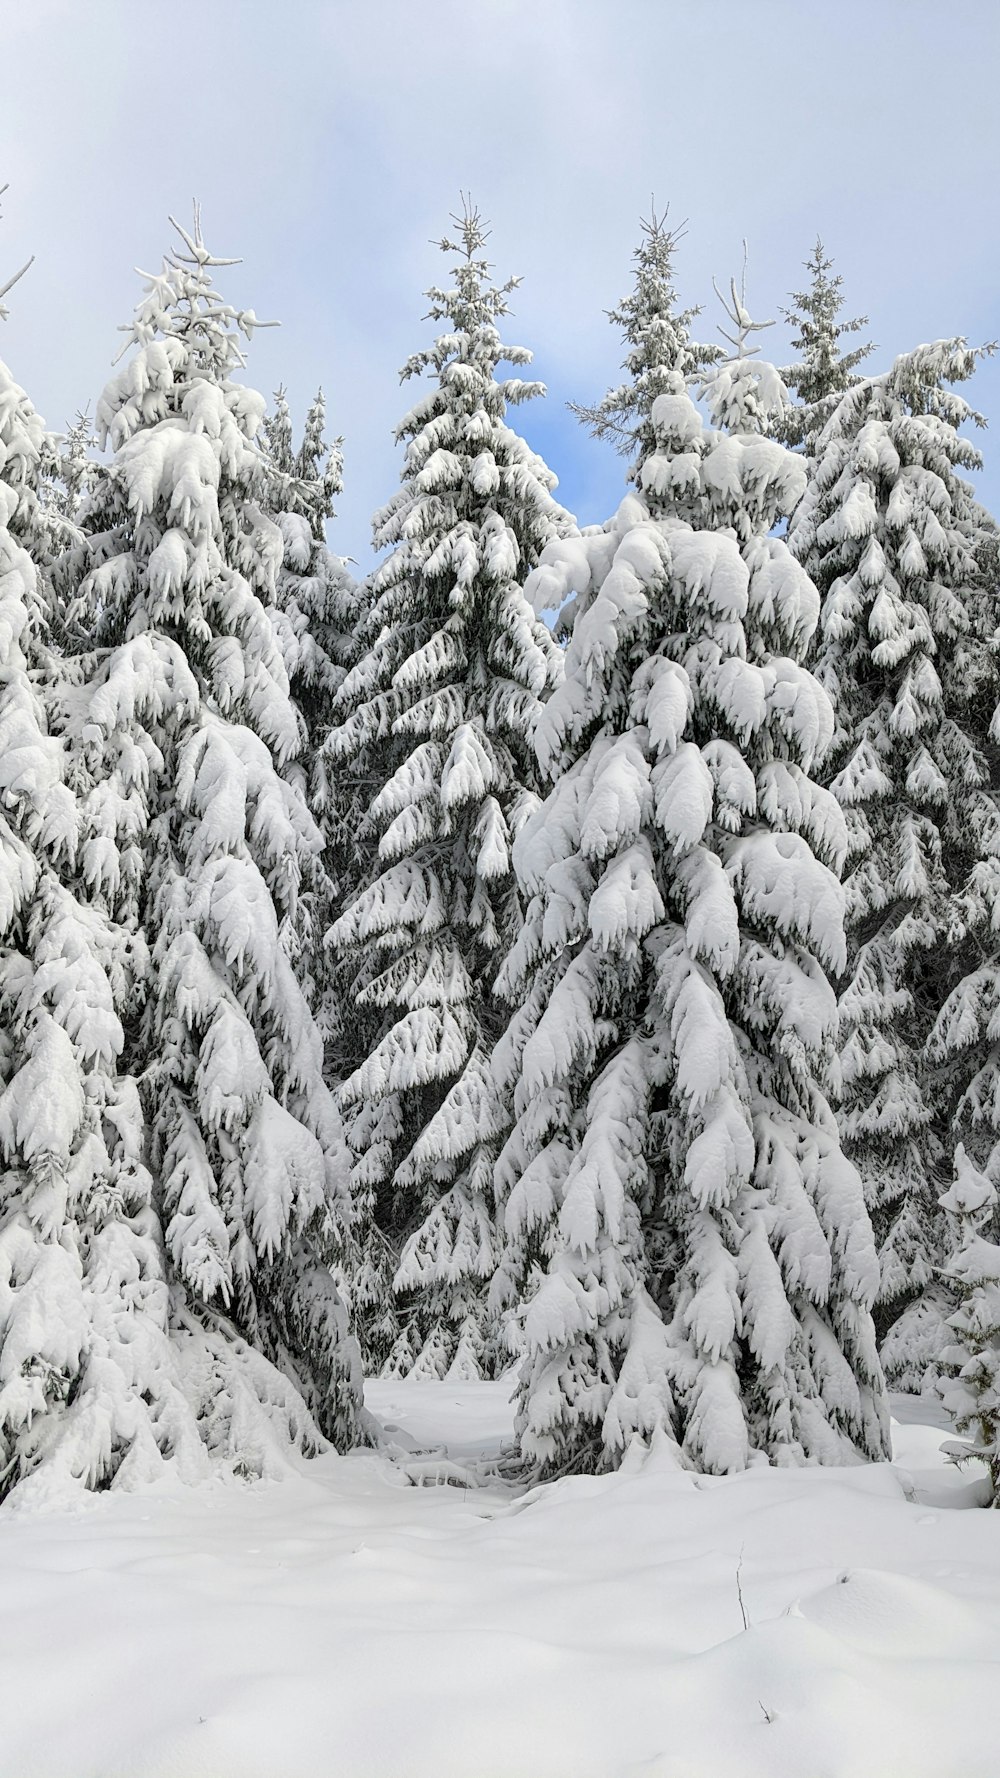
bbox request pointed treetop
[265,385,295,470]
[417,195,522,341]
[115,204,276,372]
[779,239,875,443]
[438,193,492,263]
[393,197,541,413]
[570,201,718,466]
[262,383,344,541]
[300,387,332,470]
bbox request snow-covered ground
[1,1379,998,1778]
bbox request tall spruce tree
[926,585,1000,1198]
[0,233,212,1502]
[325,203,572,1379]
[779,241,874,447]
[493,288,888,1477]
[40,407,97,533]
[59,213,364,1462]
[569,207,719,485]
[261,385,359,776]
[259,386,361,1035]
[257,388,393,1365]
[788,339,999,1390]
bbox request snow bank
[0,1378,997,1778]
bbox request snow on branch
[711,241,774,359]
[0,184,35,321]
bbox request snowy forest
[2,183,999,1517]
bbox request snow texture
[36,214,365,1488]
[325,204,573,1380]
[0,1378,993,1778]
[791,337,1000,1389]
[496,331,887,1476]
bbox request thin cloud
[1,0,997,565]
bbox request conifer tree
[569,207,719,486]
[259,387,361,1035]
[494,285,888,1476]
[779,241,874,447]
[40,408,97,531]
[937,1147,1000,1502]
[0,226,213,1502]
[788,339,999,1390]
[325,202,572,1378]
[261,385,359,769]
[927,687,1000,1195]
[61,212,364,1459]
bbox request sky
[2,0,999,566]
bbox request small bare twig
[736,1543,749,1632]
[0,256,34,312]
[0,181,35,319]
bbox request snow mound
[0,1382,998,1778]
[795,1566,989,1657]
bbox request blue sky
[3,0,999,565]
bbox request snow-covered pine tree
[40,407,97,531]
[936,1147,1000,1502]
[59,212,364,1462]
[259,385,362,1034]
[569,206,719,490]
[779,241,874,448]
[927,702,1000,1206]
[325,202,572,1378]
[788,338,999,1391]
[257,386,394,1362]
[0,225,212,1503]
[493,280,888,1477]
[261,385,359,773]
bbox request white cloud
[2,0,998,563]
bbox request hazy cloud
[2,0,998,563]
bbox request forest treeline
[1,195,998,1506]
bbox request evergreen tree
[493,291,888,1477]
[0,234,213,1502]
[569,207,719,485]
[788,339,999,1390]
[259,386,361,1034]
[779,241,874,447]
[61,212,364,1460]
[325,202,571,1378]
[927,657,1000,1199]
[261,385,359,773]
[937,1147,1000,1503]
[40,407,97,530]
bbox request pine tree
[779,241,874,447]
[259,386,361,1035]
[788,339,999,1390]
[261,385,359,774]
[325,202,572,1378]
[0,227,213,1502]
[926,648,1000,1206]
[493,285,888,1477]
[937,1147,1000,1502]
[40,408,97,529]
[569,207,719,485]
[60,212,364,1461]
